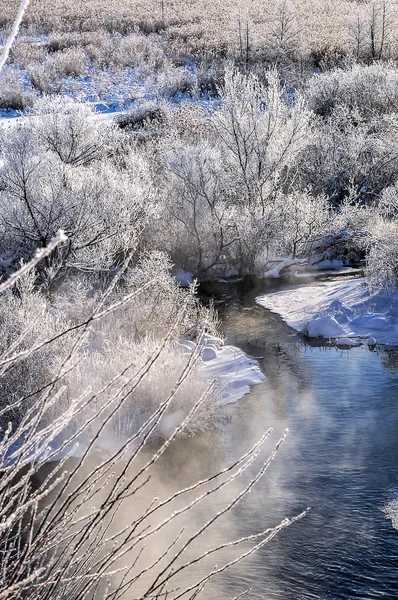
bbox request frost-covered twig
[0,0,31,72]
[0,230,67,294]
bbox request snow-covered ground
[0,63,218,127]
[256,277,398,346]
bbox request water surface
[171,277,398,599]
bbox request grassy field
[2,1,395,64]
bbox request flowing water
[151,276,398,599]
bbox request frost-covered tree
[213,68,313,210]
[27,96,120,166]
[0,106,157,276]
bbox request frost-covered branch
[0,0,30,72]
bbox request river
[191,276,398,599]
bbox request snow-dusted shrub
[42,252,219,437]
[157,141,231,276]
[379,181,398,219]
[60,337,217,441]
[271,191,332,258]
[28,60,59,94]
[28,47,88,93]
[213,68,313,207]
[10,40,48,69]
[28,48,88,93]
[0,126,155,274]
[116,100,169,136]
[84,31,115,65]
[115,32,166,70]
[51,47,88,76]
[303,106,398,203]
[0,269,68,426]
[27,96,120,165]
[307,63,398,119]
[104,252,204,341]
[47,30,104,52]
[0,66,34,110]
[366,219,398,291]
[155,63,197,98]
[168,101,212,143]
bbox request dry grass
[2,1,396,64]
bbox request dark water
[202,278,398,600]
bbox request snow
[0,61,219,128]
[303,315,346,338]
[262,256,307,278]
[174,338,266,406]
[201,345,218,361]
[256,277,398,345]
[335,337,361,348]
[200,343,265,405]
[382,489,398,529]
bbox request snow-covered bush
[0,66,34,110]
[27,96,120,165]
[272,191,332,258]
[10,40,48,69]
[213,68,313,207]
[303,106,398,203]
[59,336,218,441]
[116,32,166,70]
[158,142,230,275]
[366,219,398,291]
[28,48,88,93]
[116,100,169,137]
[307,63,398,119]
[0,269,69,426]
[155,63,197,98]
[0,119,155,275]
[103,251,204,341]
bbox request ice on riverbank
[256,277,398,346]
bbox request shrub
[0,66,35,110]
[307,62,398,119]
[366,218,398,291]
[115,100,169,135]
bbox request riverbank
[256,276,398,346]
